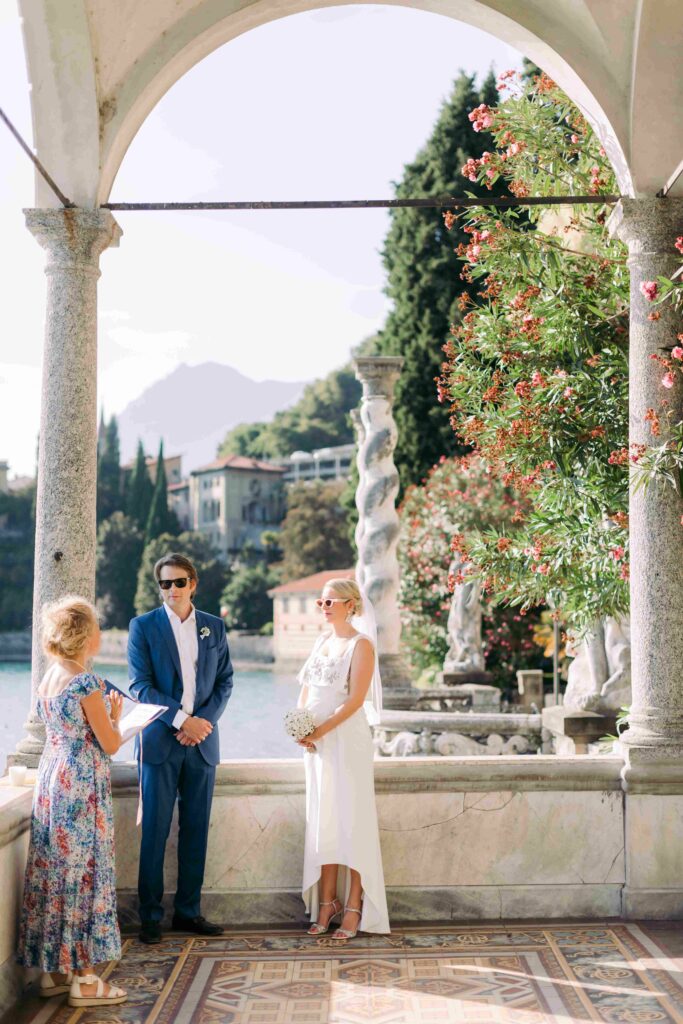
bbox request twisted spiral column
[350,406,366,591]
[354,357,411,694]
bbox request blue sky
[0,3,521,475]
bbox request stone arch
[19,1,683,207]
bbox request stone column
[608,198,683,792]
[12,209,122,766]
[354,357,412,699]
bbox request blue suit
[128,605,233,923]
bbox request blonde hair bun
[326,577,363,618]
[42,595,99,660]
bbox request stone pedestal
[608,198,683,792]
[542,706,617,756]
[441,671,494,687]
[11,209,121,767]
[354,357,413,704]
[517,670,544,712]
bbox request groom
[128,552,234,944]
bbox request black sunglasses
[158,577,192,590]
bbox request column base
[7,712,45,769]
[618,741,683,793]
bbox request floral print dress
[17,672,121,972]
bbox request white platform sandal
[68,974,127,1007]
[307,897,342,935]
[39,971,73,997]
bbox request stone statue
[564,616,631,712]
[442,552,485,675]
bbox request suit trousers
[138,740,216,923]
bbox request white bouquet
[284,707,316,741]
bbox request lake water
[0,662,302,768]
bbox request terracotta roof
[121,454,180,471]
[168,481,189,492]
[269,568,355,595]
[192,454,285,475]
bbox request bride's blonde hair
[326,577,363,618]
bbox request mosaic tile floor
[9,923,683,1024]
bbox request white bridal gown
[298,632,390,934]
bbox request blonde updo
[325,578,363,618]
[42,595,99,661]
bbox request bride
[294,577,390,939]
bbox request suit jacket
[127,605,234,766]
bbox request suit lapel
[195,610,207,692]
[156,605,183,683]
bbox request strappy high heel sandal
[39,971,74,997]
[68,974,127,1007]
[307,897,342,935]
[332,905,362,940]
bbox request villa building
[281,443,354,484]
[120,451,183,489]
[189,454,285,559]
[269,568,355,668]
[167,479,191,531]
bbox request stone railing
[110,756,627,927]
[0,630,274,668]
[373,709,547,756]
[0,784,33,1009]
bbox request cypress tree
[378,70,504,489]
[145,440,177,543]
[127,439,154,531]
[96,414,121,522]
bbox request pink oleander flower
[672,346,683,360]
[563,386,575,398]
[609,546,625,561]
[461,157,479,182]
[675,237,683,255]
[640,281,659,302]
[662,372,675,389]
[468,104,494,132]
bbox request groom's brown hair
[154,552,198,584]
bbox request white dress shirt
[164,602,198,730]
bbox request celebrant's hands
[180,716,213,743]
[109,691,124,725]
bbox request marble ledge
[115,883,624,927]
[0,790,32,851]
[110,755,625,795]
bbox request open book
[102,680,168,745]
[118,703,168,744]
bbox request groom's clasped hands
[175,715,213,746]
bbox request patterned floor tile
[10,924,683,1024]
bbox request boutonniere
[200,626,211,640]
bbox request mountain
[116,362,308,472]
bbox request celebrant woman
[17,596,127,1008]
[293,577,389,939]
